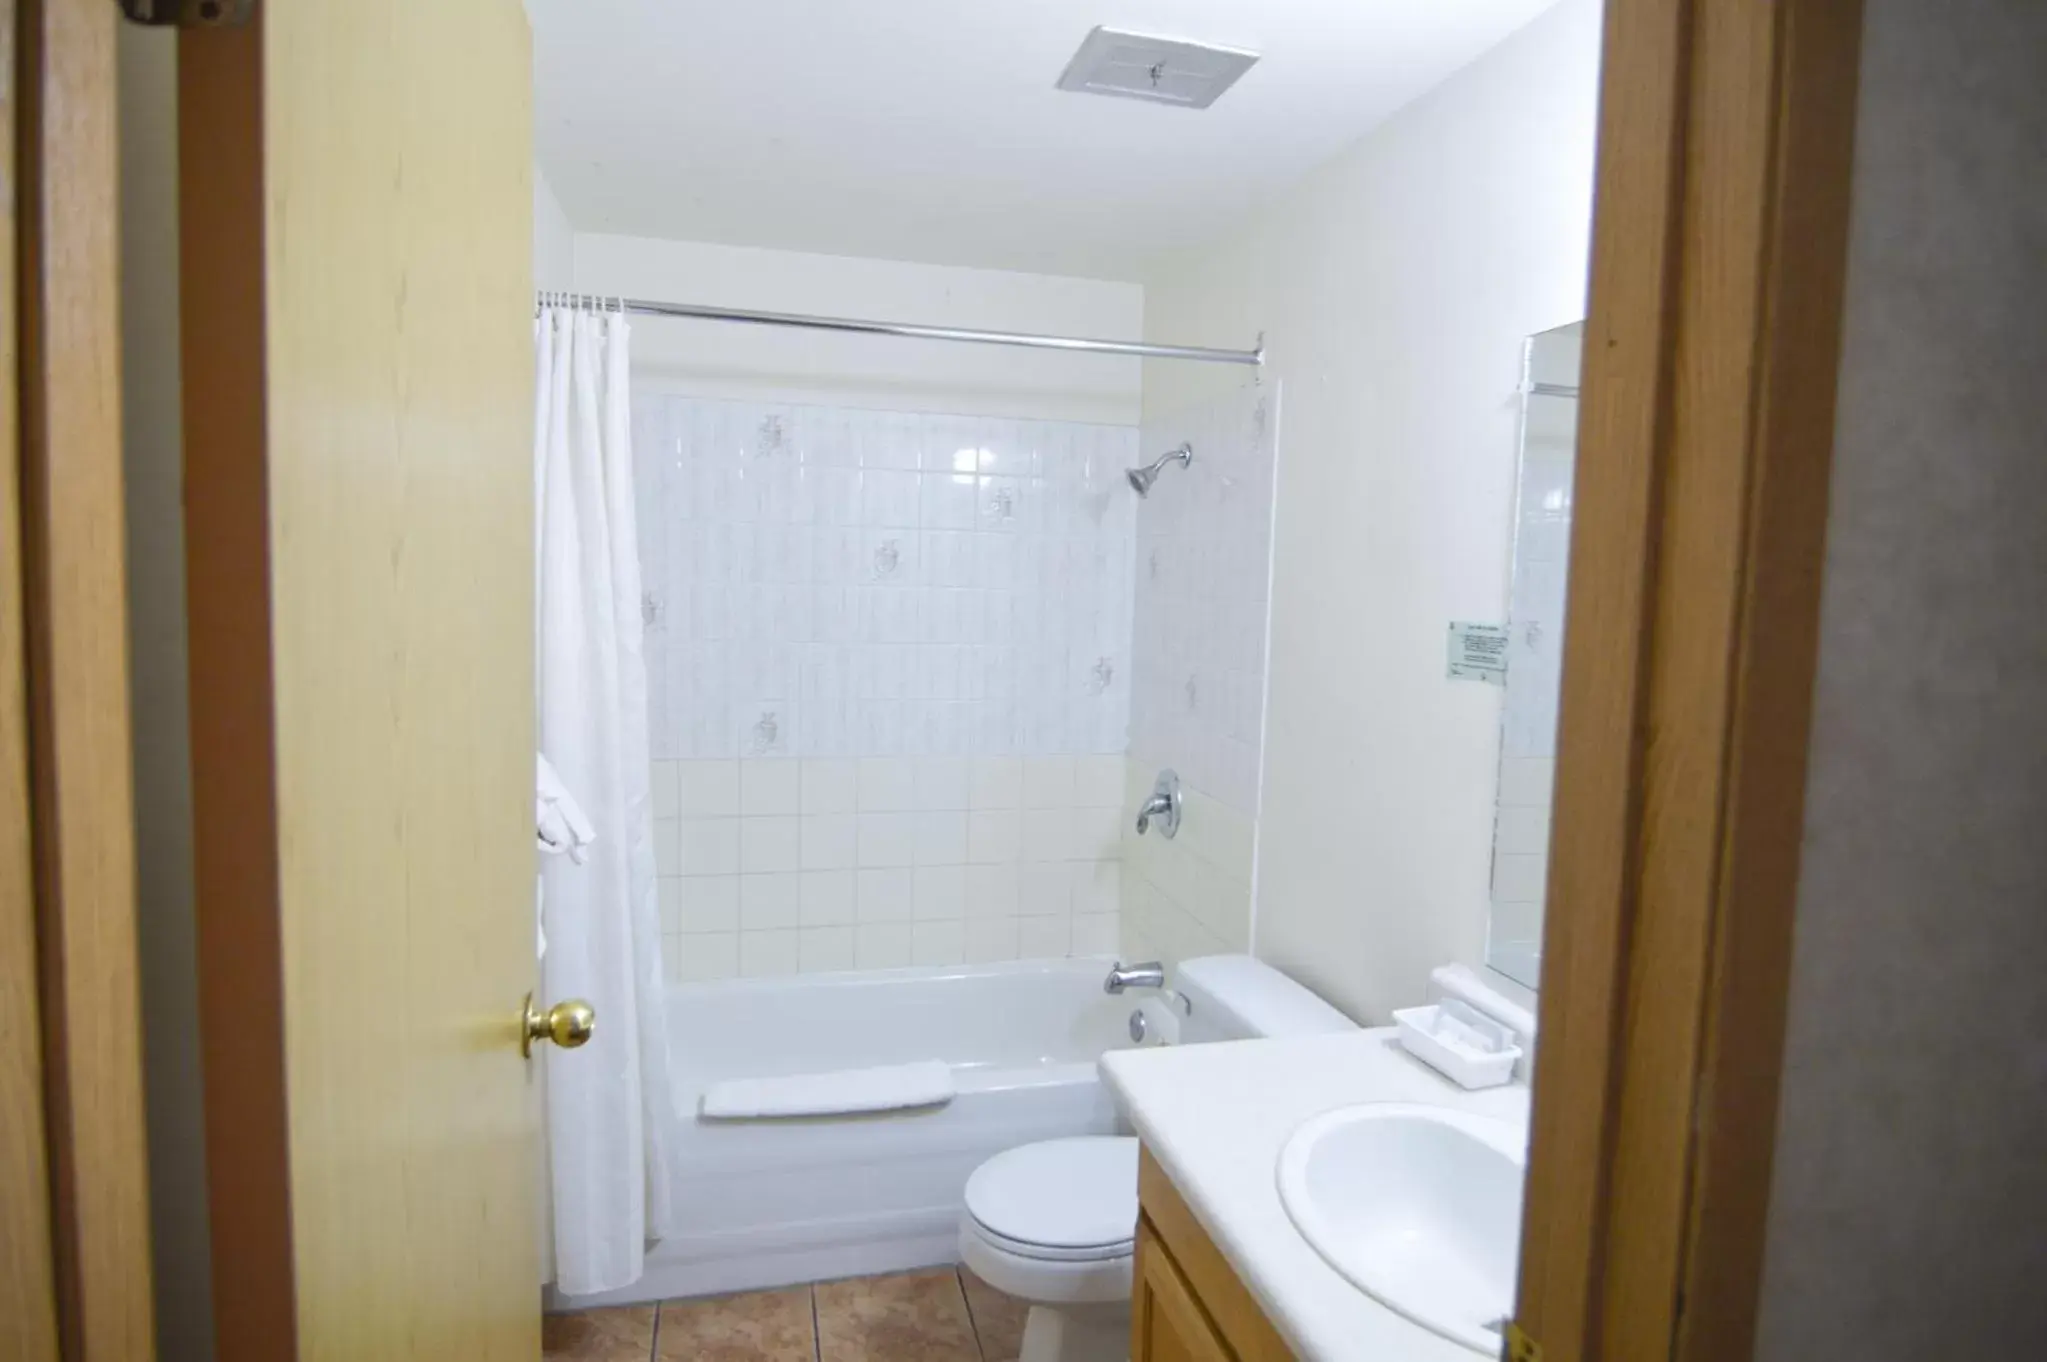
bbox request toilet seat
[963,1136,1139,1260]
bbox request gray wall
[118,24,213,1362]
[1753,0,2047,1356]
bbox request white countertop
[1101,1028,1531,1362]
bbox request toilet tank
[1173,955,1356,1043]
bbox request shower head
[1126,443,1193,498]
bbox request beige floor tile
[958,1268,1031,1362]
[543,1305,656,1362]
[657,1286,816,1362]
[814,1268,981,1362]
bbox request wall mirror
[1486,320,1581,989]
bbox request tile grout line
[954,1268,988,1362]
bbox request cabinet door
[1133,1216,1237,1362]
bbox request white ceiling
[530,1,1563,281]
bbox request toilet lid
[964,1136,1140,1252]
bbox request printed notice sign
[1447,621,1510,686]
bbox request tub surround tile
[1020,756,1075,809]
[740,759,803,816]
[800,870,857,926]
[681,875,741,934]
[542,1305,655,1362]
[912,866,967,921]
[857,757,918,812]
[1071,755,1124,811]
[857,812,921,868]
[967,757,1021,810]
[815,1268,981,1362]
[740,874,802,931]
[911,919,966,966]
[801,758,860,815]
[739,928,802,978]
[965,811,1020,865]
[854,921,915,968]
[741,817,802,874]
[650,760,680,820]
[656,1287,814,1362]
[856,868,916,923]
[672,932,738,981]
[799,814,860,871]
[651,820,680,877]
[799,925,858,974]
[1018,863,1072,918]
[913,812,969,866]
[1017,915,1071,961]
[964,864,1019,919]
[680,818,742,877]
[1072,912,1120,957]
[963,916,1021,964]
[914,757,972,811]
[679,760,742,818]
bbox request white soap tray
[1392,1000,1522,1090]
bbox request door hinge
[1504,1320,1543,1362]
[118,0,253,26]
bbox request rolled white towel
[699,1060,955,1120]
[536,752,596,864]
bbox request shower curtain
[534,304,675,1295]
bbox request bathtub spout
[1104,961,1165,994]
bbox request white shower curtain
[534,305,675,1295]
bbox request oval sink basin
[1277,1102,1526,1355]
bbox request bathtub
[563,956,1135,1307]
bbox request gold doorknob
[521,993,595,1058]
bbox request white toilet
[957,955,1355,1362]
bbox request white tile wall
[635,397,1139,764]
[637,397,1141,980]
[655,752,1128,979]
[1122,379,1279,966]
[1128,381,1277,814]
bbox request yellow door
[178,5,541,1359]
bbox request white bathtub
[564,956,1135,1307]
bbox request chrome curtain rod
[543,292,1265,367]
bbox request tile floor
[542,1267,1032,1362]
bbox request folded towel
[536,752,596,864]
[699,1060,955,1120]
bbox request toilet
[957,955,1355,1362]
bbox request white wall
[1140,0,1603,1022]
[534,163,574,291]
[573,233,1144,425]
[1753,0,2047,1355]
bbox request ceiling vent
[1055,27,1259,110]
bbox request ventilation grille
[1055,27,1259,110]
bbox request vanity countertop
[1100,1027,1531,1362]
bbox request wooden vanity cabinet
[1130,1149,1298,1362]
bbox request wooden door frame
[1515,1,1866,1359]
[4,0,157,1360]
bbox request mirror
[1486,320,1582,989]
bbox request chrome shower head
[1126,443,1193,498]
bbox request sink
[1276,1102,1526,1355]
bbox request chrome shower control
[1129,1009,1148,1043]
[1134,769,1182,839]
